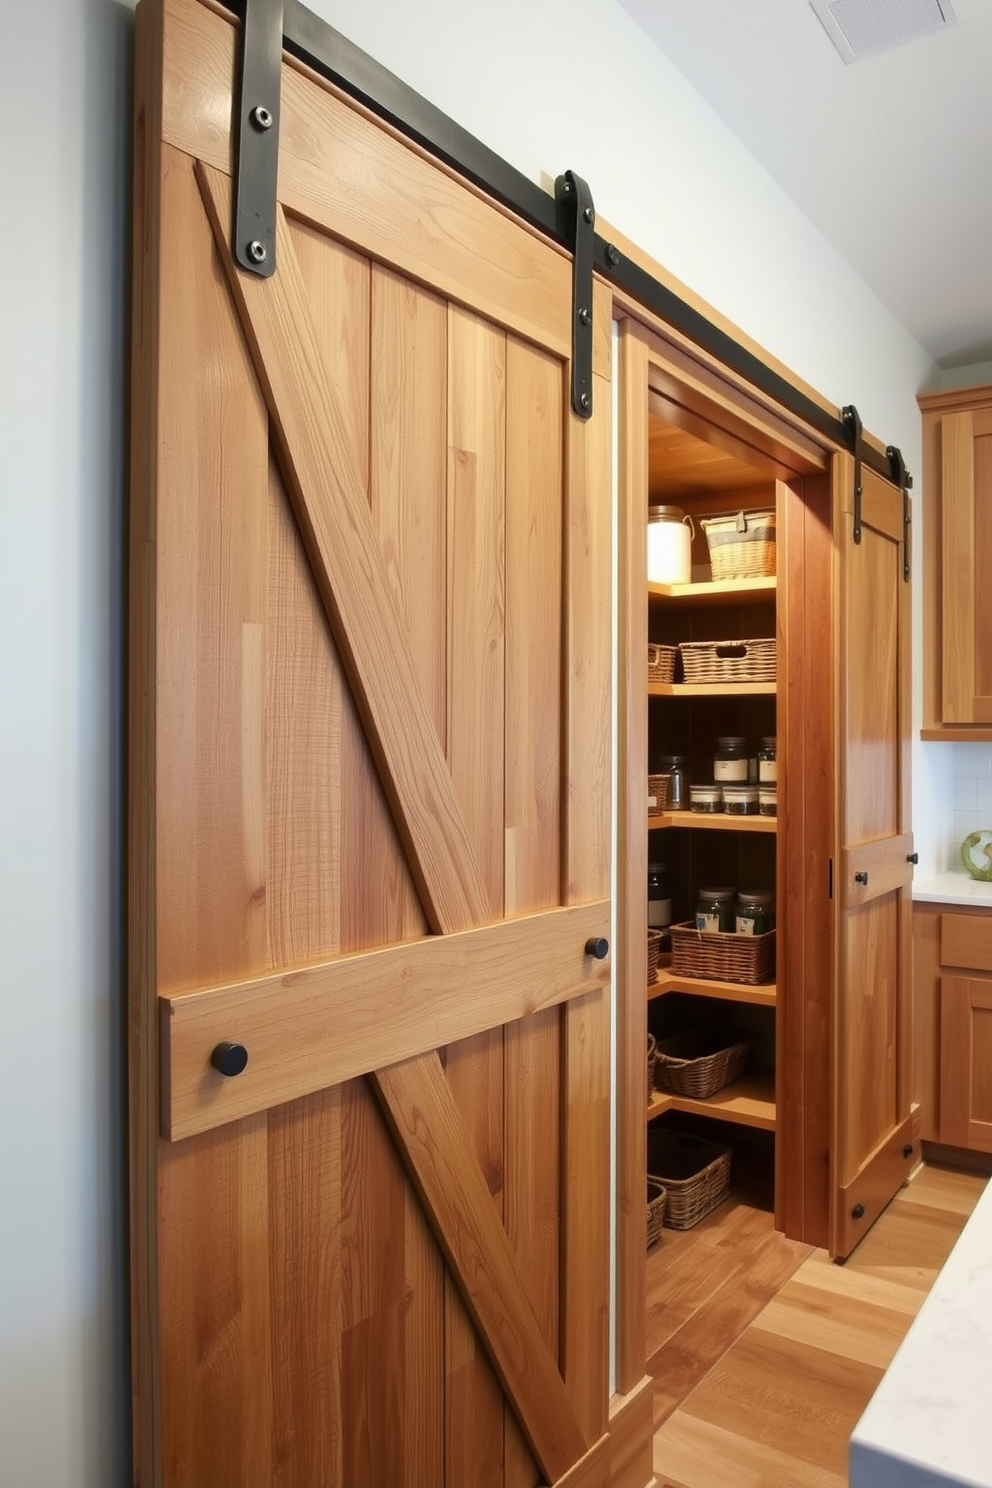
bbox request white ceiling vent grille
[808,0,957,63]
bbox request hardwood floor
[650,1163,987,1488]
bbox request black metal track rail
[222,0,904,488]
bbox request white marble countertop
[849,1174,992,1487]
[914,871,992,907]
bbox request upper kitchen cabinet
[919,384,992,737]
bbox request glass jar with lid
[722,784,758,816]
[735,889,776,935]
[696,886,736,934]
[713,735,748,784]
[758,736,777,783]
[647,862,673,934]
[658,753,687,810]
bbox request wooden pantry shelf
[646,1069,776,1132]
[648,968,777,1008]
[648,680,776,698]
[648,810,776,833]
[647,576,776,606]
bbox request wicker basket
[647,773,670,812]
[646,1177,668,1249]
[647,928,663,983]
[647,1033,657,1105]
[701,509,776,580]
[669,923,776,986]
[647,1128,732,1230]
[653,1026,753,1099]
[679,637,776,684]
[648,643,679,684]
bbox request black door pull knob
[903,1143,914,1158]
[211,1041,249,1077]
[907,852,919,864]
[854,871,869,886]
[851,1202,865,1220]
[585,936,609,960]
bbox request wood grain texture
[128,7,165,1482]
[607,1377,656,1488]
[196,160,490,936]
[942,911,992,971]
[615,324,650,1396]
[940,975,992,1151]
[372,1051,588,1484]
[832,457,913,1258]
[562,988,611,1443]
[158,0,599,375]
[912,903,943,1141]
[652,1164,986,1488]
[161,900,609,1139]
[941,410,977,723]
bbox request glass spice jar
[713,735,749,784]
[659,753,687,810]
[758,736,778,783]
[722,784,759,816]
[696,886,736,934]
[689,784,723,814]
[647,862,673,934]
[736,889,776,935]
[758,784,777,817]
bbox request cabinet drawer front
[941,912,992,971]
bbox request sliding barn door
[831,454,916,1258]
[128,3,613,1485]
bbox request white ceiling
[616,0,992,367]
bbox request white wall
[0,0,952,1482]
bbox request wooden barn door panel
[831,456,915,1258]
[130,3,612,1486]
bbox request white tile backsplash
[953,775,978,810]
[944,747,992,868]
[951,743,992,776]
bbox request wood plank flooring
[651,1163,987,1488]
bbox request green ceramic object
[961,828,992,881]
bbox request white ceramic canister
[647,505,695,585]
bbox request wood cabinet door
[940,975,992,1152]
[939,407,992,724]
[129,3,613,1485]
[941,407,992,724]
[831,455,916,1258]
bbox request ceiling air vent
[808,0,957,63]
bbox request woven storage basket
[669,923,776,986]
[647,1128,732,1230]
[647,928,663,983]
[701,509,776,580]
[648,643,679,684]
[647,1033,657,1106]
[679,637,776,685]
[646,1177,668,1249]
[653,1026,753,1099]
[647,773,670,812]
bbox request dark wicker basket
[647,1033,657,1106]
[647,1128,732,1230]
[653,1025,753,1099]
[647,928,663,983]
[669,922,776,986]
[646,1177,668,1249]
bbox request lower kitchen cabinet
[914,900,992,1153]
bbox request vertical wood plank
[153,142,274,1487]
[445,1033,507,1488]
[561,283,613,1445]
[941,410,975,723]
[129,5,165,1481]
[615,325,650,1392]
[159,1121,273,1488]
[268,1089,343,1488]
[156,149,270,994]
[504,334,565,1488]
[368,266,450,1482]
[444,303,508,1488]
